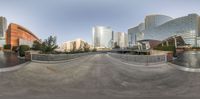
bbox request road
[0,54,200,99]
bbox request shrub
[154,45,176,57]
[4,44,11,49]
[92,48,97,52]
[192,47,200,49]
[19,45,30,57]
[154,45,174,51]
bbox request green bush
[154,45,176,57]
[192,47,200,49]
[154,45,175,51]
[92,48,97,52]
[19,45,30,57]
[4,44,11,49]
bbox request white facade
[114,32,128,48]
[92,26,113,48]
[59,39,90,52]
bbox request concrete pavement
[0,54,200,99]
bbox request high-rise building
[114,32,128,49]
[0,16,7,48]
[6,23,40,48]
[128,13,200,48]
[0,16,7,37]
[92,26,113,49]
[128,23,145,47]
[59,38,90,52]
[145,15,173,30]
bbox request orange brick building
[6,23,40,48]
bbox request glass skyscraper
[128,13,200,47]
[114,32,128,49]
[0,16,7,37]
[92,26,113,48]
[0,16,7,48]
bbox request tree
[19,45,30,57]
[32,40,42,50]
[41,36,58,54]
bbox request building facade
[128,13,200,48]
[145,15,173,30]
[59,38,90,52]
[128,23,145,47]
[0,16,7,48]
[114,32,128,49]
[6,23,40,48]
[92,26,113,49]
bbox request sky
[0,0,200,45]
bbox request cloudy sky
[0,0,200,44]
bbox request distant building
[6,23,40,48]
[113,32,128,49]
[92,26,113,49]
[0,16,7,37]
[0,16,7,48]
[59,38,90,52]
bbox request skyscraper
[0,16,7,37]
[92,26,113,49]
[128,13,200,48]
[0,16,7,48]
[114,32,128,49]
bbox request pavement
[0,54,200,99]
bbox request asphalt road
[0,54,200,99]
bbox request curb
[168,62,200,72]
[0,62,30,73]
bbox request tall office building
[114,32,128,49]
[0,16,7,37]
[128,23,145,47]
[92,26,113,49]
[0,16,7,48]
[128,13,200,48]
[145,15,173,30]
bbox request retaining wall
[108,53,167,63]
[31,52,96,61]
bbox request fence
[31,52,95,61]
[108,53,167,63]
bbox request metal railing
[109,53,166,63]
